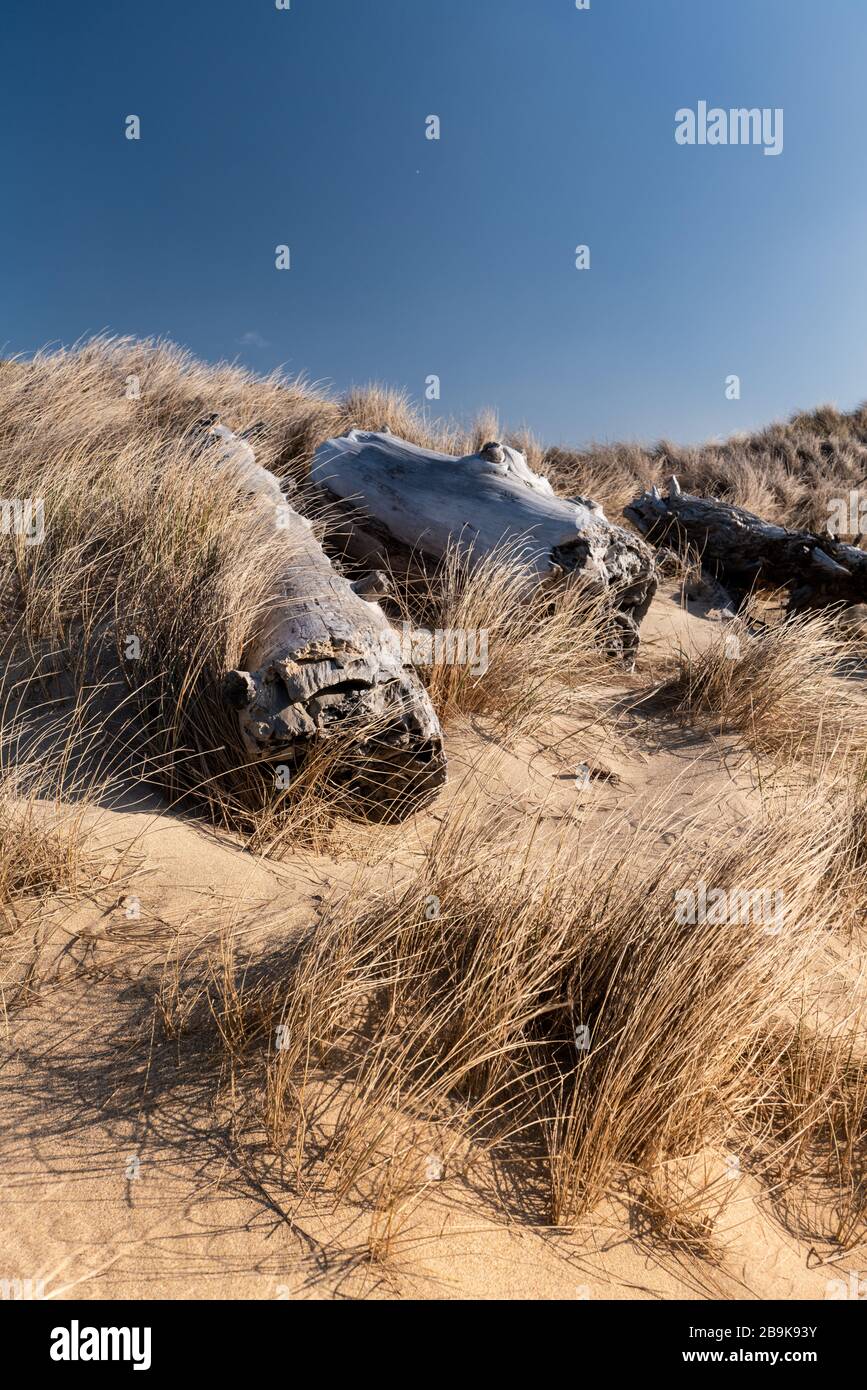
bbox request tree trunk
[200,423,447,819]
[312,431,657,660]
[624,479,867,611]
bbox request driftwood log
[312,431,657,660]
[625,479,867,612]
[194,420,447,818]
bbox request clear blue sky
[3,0,867,447]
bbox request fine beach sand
[2,342,866,1301]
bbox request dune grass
[0,337,622,839]
[160,779,866,1254]
[545,398,867,529]
[387,536,615,736]
[3,336,867,1274]
[657,603,867,762]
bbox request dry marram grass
[2,337,867,1287]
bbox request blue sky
[3,0,867,447]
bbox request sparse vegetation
[659,603,867,762]
[2,337,867,1298]
[544,399,867,531]
[186,785,864,1246]
[391,536,614,734]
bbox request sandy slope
[2,585,864,1301]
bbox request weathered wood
[625,478,867,612]
[312,431,657,660]
[195,421,447,818]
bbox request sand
[2,583,864,1301]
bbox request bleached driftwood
[312,431,657,659]
[194,420,446,817]
[625,479,867,612]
